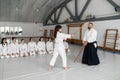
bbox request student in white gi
[63,40,70,53]
[48,25,72,71]
[0,43,3,59]
[28,37,37,55]
[1,38,11,58]
[6,39,12,57]
[19,39,28,57]
[0,38,7,58]
[37,37,46,54]
[10,37,19,58]
[46,38,54,54]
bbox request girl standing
[48,25,72,71]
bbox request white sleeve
[19,45,21,52]
[34,42,37,51]
[27,43,30,52]
[41,43,43,50]
[61,33,71,40]
[17,44,19,53]
[25,44,28,52]
[83,31,87,42]
[0,44,3,54]
[46,42,49,51]
[7,44,11,53]
[9,44,12,53]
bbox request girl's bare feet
[64,67,69,70]
[48,65,52,71]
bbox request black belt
[88,41,97,44]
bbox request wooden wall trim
[67,23,84,45]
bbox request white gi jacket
[7,44,12,54]
[10,43,19,54]
[1,44,9,55]
[46,41,54,53]
[28,42,37,53]
[83,28,97,43]
[19,43,28,54]
[37,41,46,54]
[0,44,3,55]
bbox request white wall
[0,22,44,38]
[44,19,120,50]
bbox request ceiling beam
[54,11,57,23]
[56,7,63,22]
[79,0,91,20]
[64,5,73,17]
[44,0,120,26]
[107,0,120,8]
[75,0,78,17]
[50,18,54,24]
[43,0,72,25]
[45,15,120,26]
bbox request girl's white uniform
[28,42,37,55]
[10,42,19,57]
[37,41,46,54]
[49,32,71,67]
[7,44,12,56]
[63,41,70,52]
[19,43,28,56]
[46,41,54,54]
[0,44,3,58]
[1,43,10,58]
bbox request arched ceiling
[43,0,120,25]
[0,0,66,23]
[0,0,119,25]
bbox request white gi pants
[50,44,67,67]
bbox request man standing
[82,23,100,65]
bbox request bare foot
[64,67,69,70]
[48,65,52,71]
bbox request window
[18,27,23,35]
[1,27,5,34]
[5,27,10,35]
[0,26,23,35]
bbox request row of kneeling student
[0,37,70,59]
[0,37,54,59]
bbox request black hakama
[82,41,100,65]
